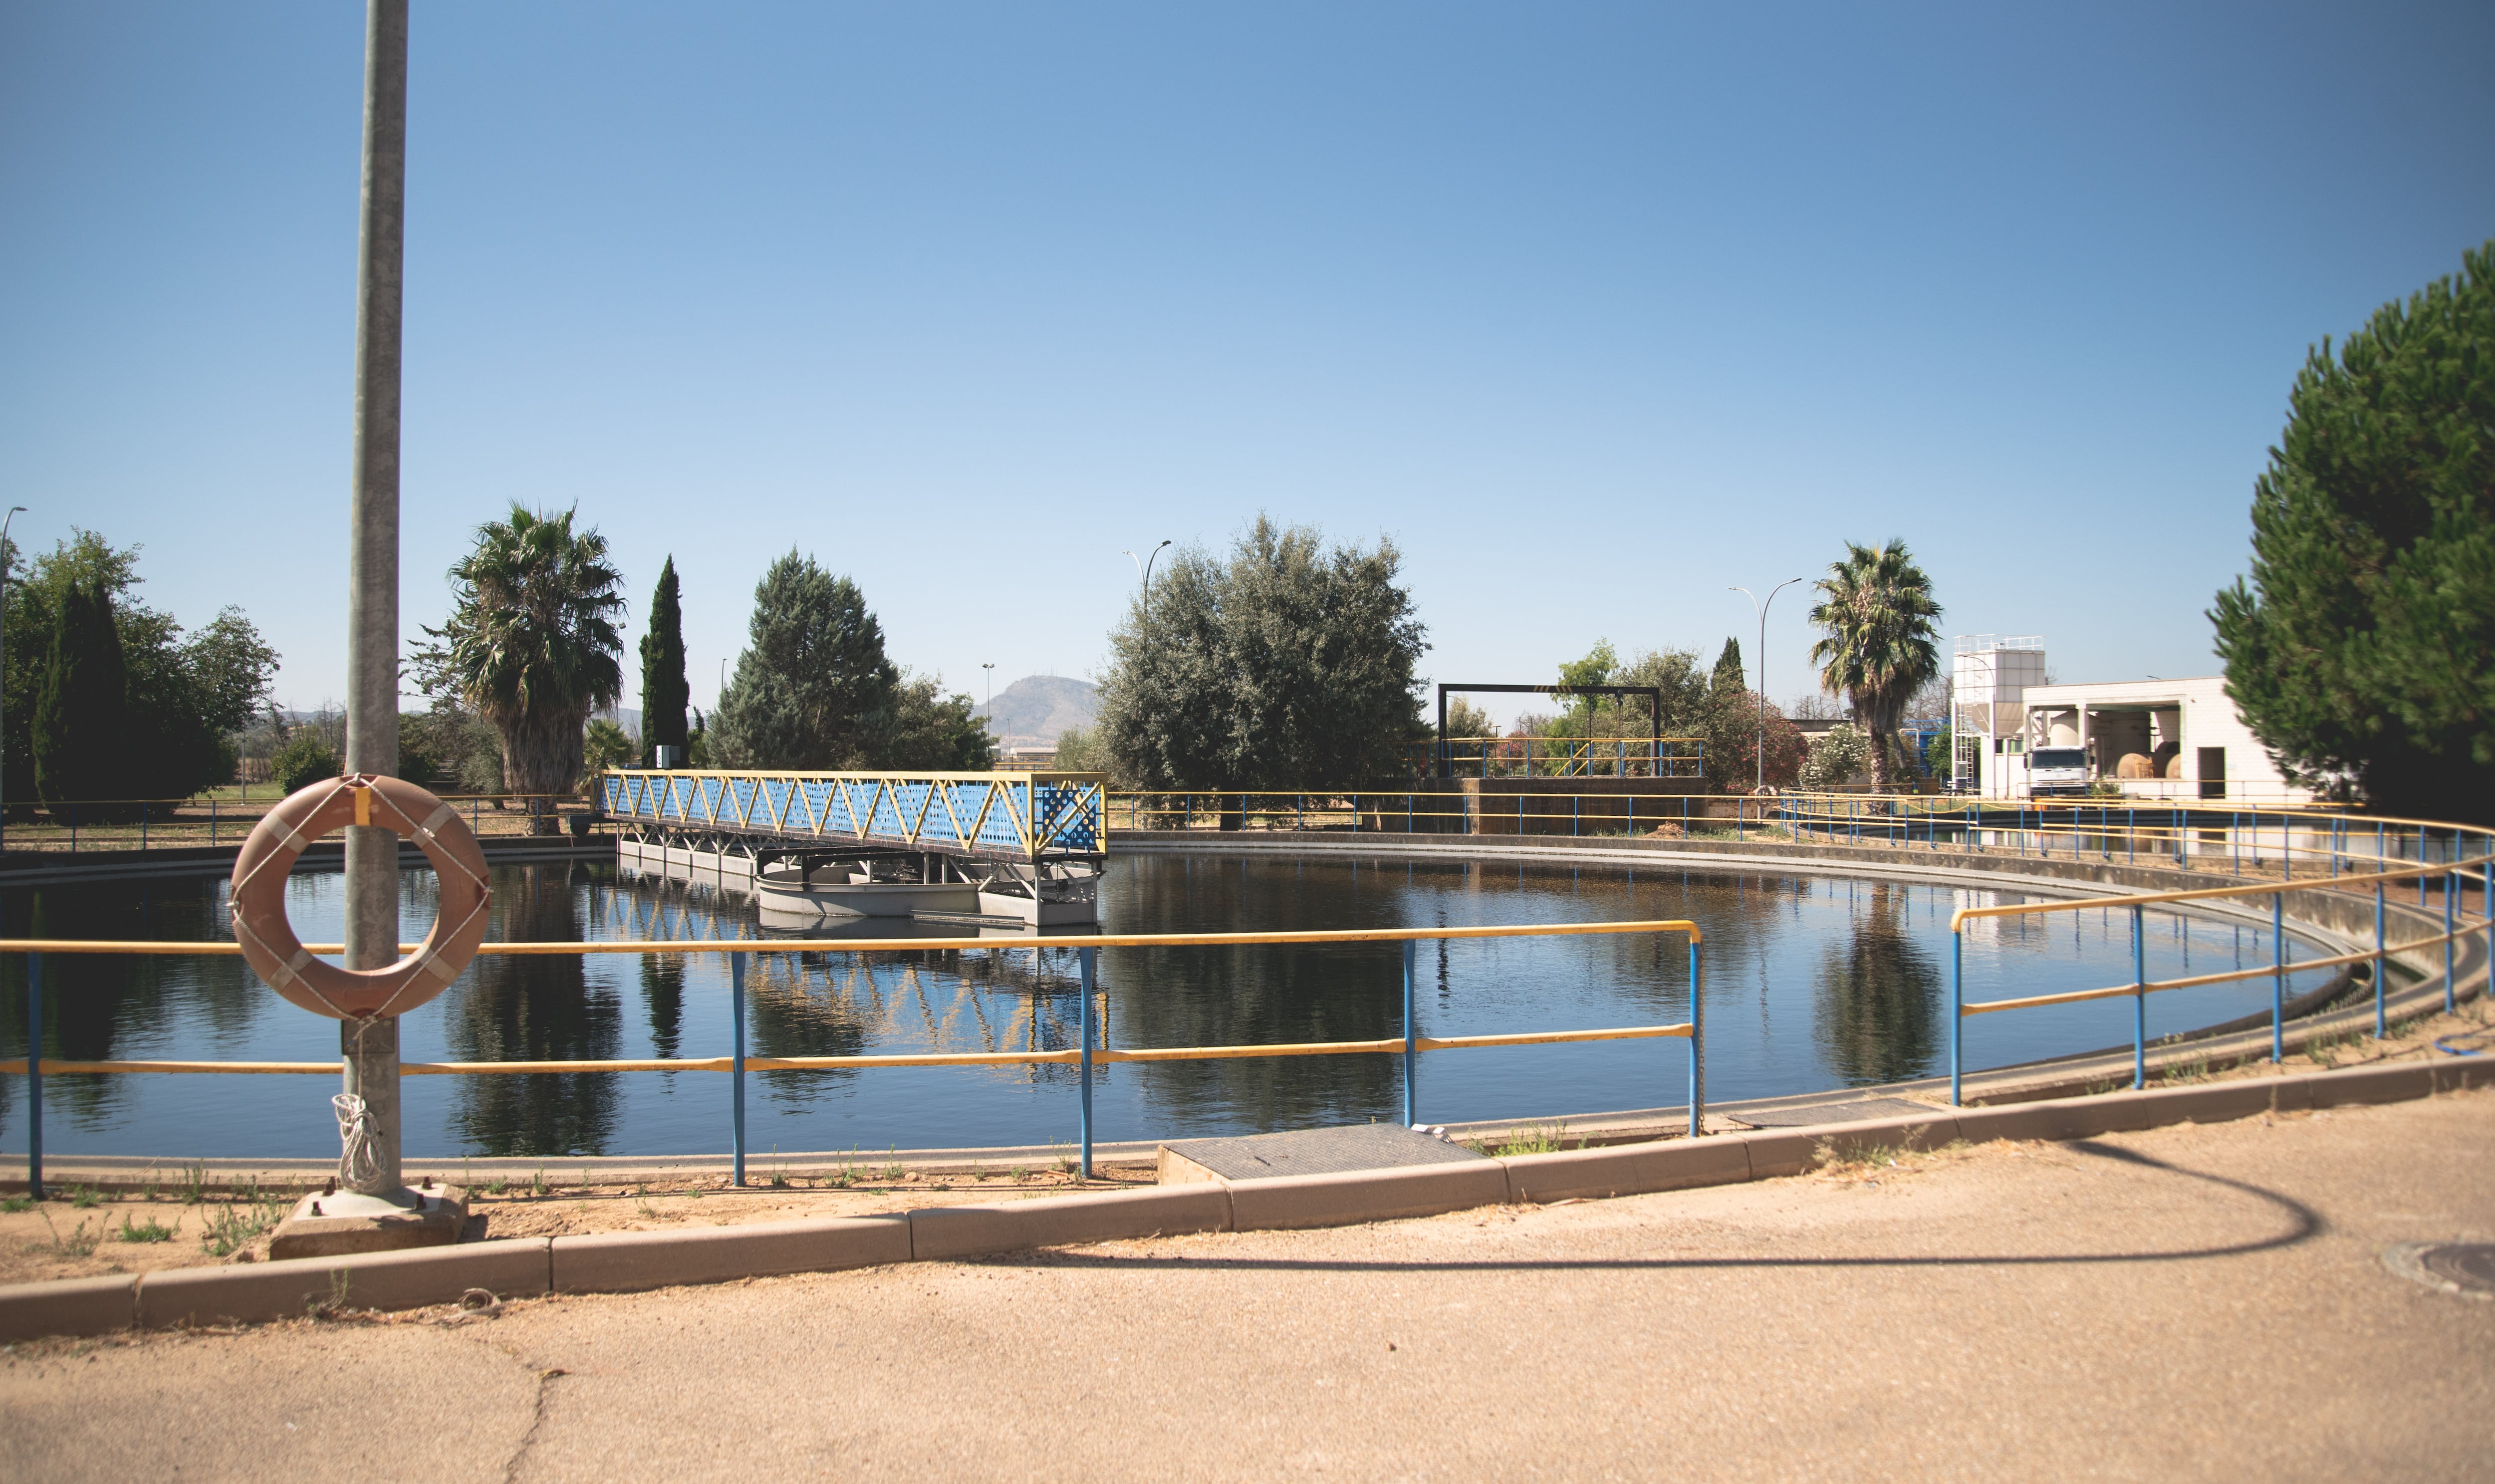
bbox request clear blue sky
[4,2,2490,727]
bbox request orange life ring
[230,774,492,1020]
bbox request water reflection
[1812,881,1943,1085]
[0,853,2337,1157]
[443,865,622,1156]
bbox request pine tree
[2211,240,2495,822]
[33,579,133,819]
[709,552,897,770]
[639,556,690,764]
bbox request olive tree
[1095,517,1427,796]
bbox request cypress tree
[2211,240,2495,823]
[639,556,690,763]
[1711,638,1746,695]
[33,579,132,818]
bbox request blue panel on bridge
[600,770,1105,861]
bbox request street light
[0,506,22,854]
[982,663,996,725]
[1120,540,1172,589]
[1729,578,1806,793]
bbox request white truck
[2027,745,2092,796]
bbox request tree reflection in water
[1812,880,1943,1085]
[0,876,248,1136]
[443,864,622,1155]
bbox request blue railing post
[1078,945,1096,1178]
[730,950,748,1186]
[1948,920,1963,1105]
[24,952,41,1199]
[2130,904,2146,1089]
[1401,938,1418,1127]
[1687,934,1705,1137]
[2373,882,2387,1038]
[2271,892,2286,1064]
[2443,864,2456,1016]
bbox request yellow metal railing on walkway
[2,921,1703,1186]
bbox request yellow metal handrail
[2,919,1709,1185]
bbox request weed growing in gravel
[69,1185,101,1209]
[201,1183,288,1258]
[1491,1123,1569,1157]
[2306,1025,2364,1067]
[1,1195,32,1214]
[37,1208,102,1256]
[117,1212,178,1243]
[179,1159,209,1204]
[530,1165,549,1198]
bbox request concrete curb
[0,1274,137,1340]
[909,1185,1231,1261]
[550,1216,909,1295]
[131,1237,552,1331]
[7,1057,2492,1340]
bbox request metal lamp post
[983,662,996,727]
[340,0,409,1196]
[1729,578,1806,792]
[0,506,22,853]
[0,505,23,855]
[1121,540,1172,589]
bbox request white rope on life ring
[229,773,493,1020]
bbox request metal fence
[1403,736,1707,779]
[0,793,598,854]
[1,920,1704,1193]
[1944,847,2493,1102]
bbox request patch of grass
[69,1185,101,1209]
[768,1148,788,1189]
[1491,1123,1570,1158]
[2306,1024,2365,1068]
[483,1177,509,1196]
[1,1195,33,1214]
[36,1208,102,1257]
[179,1159,209,1205]
[117,1212,178,1243]
[2156,1053,2212,1086]
[201,1181,288,1258]
[530,1165,548,1198]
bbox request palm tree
[1806,539,1942,792]
[417,505,625,833]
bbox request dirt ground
[5,1081,2492,1481]
[6,993,2486,1290]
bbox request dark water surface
[0,855,2338,1159]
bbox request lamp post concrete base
[267,1180,466,1261]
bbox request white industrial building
[1949,636,2308,804]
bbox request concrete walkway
[6,1092,2492,1482]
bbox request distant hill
[985,675,1099,748]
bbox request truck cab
[2028,745,2091,796]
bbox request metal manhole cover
[2382,1243,2495,1300]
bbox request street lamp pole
[982,663,995,725]
[1729,578,1806,792]
[341,0,410,1197]
[1120,539,1172,589]
[0,505,24,855]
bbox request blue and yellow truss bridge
[600,769,1106,866]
